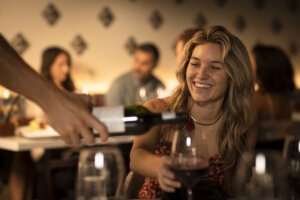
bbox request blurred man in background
[106,43,165,106]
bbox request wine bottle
[92,105,188,135]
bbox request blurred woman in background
[250,44,295,150]
[25,47,75,123]
[41,47,75,92]
[9,47,77,200]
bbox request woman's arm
[129,98,167,178]
[130,126,162,178]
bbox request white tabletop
[0,135,135,152]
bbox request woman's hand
[158,156,181,192]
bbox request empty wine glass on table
[170,128,210,200]
[283,135,300,200]
[76,147,126,200]
[233,150,288,200]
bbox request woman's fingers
[158,156,182,192]
[160,163,175,179]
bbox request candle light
[186,136,191,147]
[3,89,10,99]
[95,152,104,169]
[253,152,274,197]
[255,153,266,174]
[82,88,89,94]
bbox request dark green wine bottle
[92,105,188,135]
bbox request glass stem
[187,188,192,200]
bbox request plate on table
[16,125,60,139]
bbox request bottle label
[92,106,125,133]
[161,112,176,120]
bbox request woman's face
[186,43,228,105]
[50,53,70,83]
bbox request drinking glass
[233,150,288,200]
[283,135,300,200]
[76,147,126,200]
[135,86,164,104]
[171,128,209,200]
[135,87,148,104]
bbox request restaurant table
[0,127,135,200]
[0,135,135,152]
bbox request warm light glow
[139,87,146,98]
[156,87,164,97]
[76,81,110,94]
[255,153,266,174]
[3,90,10,99]
[82,88,89,94]
[186,136,191,147]
[295,72,300,89]
[95,152,104,169]
[298,141,300,153]
[254,83,259,92]
[75,78,178,95]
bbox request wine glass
[135,87,148,104]
[135,86,164,104]
[233,150,288,200]
[171,128,210,200]
[283,135,300,200]
[76,146,126,200]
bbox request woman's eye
[190,63,199,66]
[212,66,221,70]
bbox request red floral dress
[138,137,225,199]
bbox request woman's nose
[197,66,209,79]
[63,65,70,73]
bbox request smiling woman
[186,43,228,108]
[129,25,256,199]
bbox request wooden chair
[121,171,145,199]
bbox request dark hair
[178,27,203,45]
[253,44,295,94]
[136,43,160,63]
[41,47,75,92]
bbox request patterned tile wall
[0,0,299,92]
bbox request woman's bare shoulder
[143,97,170,113]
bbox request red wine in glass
[172,167,208,188]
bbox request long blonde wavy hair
[167,25,255,181]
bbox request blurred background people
[0,34,107,145]
[250,44,296,151]
[175,27,203,66]
[9,46,79,200]
[26,47,75,124]
[105,43,165,106]
[159,27,202,98]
